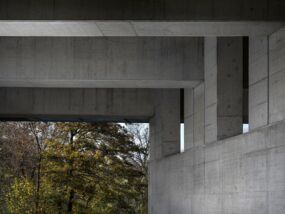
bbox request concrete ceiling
[0,21,283,37]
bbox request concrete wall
[149,118,285,214]
[150,27,285,214]
[0,0,284,20]
[0,37,203,88]
[249,26,285,129]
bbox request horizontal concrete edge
[0,21,283,37]
[0,79,202,89]
[0,114,151,123]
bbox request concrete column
[184,88,194,150]
[184,83,205,150]
[217,37,243,139]
[249,36,269,130]
[193,83,205,146]
[269,27,285,124]
[150,89,180,160]
[204,37,243,143]
[205,37,218,144]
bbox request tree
[5,177,36,214]
[0,122,149,214]
[39,122,146,213]
[126,124,149,214]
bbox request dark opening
[243,37,249,133]
[180,88,184,123]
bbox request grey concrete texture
[203,37,243,143]
[249,79,268,129]
[217,38,243,118]
[149,118,285,214]
[249,36,269,130]
[249,36,269,85]
[269,27,285,123]
[0,0,284,21]
[184,89,194,150]
[0,21,283,37]
[150,90,180,160]
[150,26,285,214]
[193,83,205,147]
[204,37,218,144]
[217,37,243,140]
[0,88,155,121]
[0,37,203,88]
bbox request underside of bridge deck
[0,1,285,213]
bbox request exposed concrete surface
[249,27,285,129]
[269,27,285,123]
[184,82,206,150]
[203,37,243,144]
[0,21,283,37]
[149,26,285,214]
[249,36,269,130]
[150,90,180,160]
[149,118,285,214]
[0,88,155,121]
[184,88,194,150]
[0,0,284,21]
[204,37,218,144]
[0,2,284,213]
[217,37,243,139]
[0,37,203,88]
[193,83,205,147]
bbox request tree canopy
[0,122,149,214]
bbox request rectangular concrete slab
[0,37,203,89]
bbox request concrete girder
[0,37,203,89]
[0,88,155,122]
[0,21,283,37]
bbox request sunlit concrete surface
[0,21,283,37]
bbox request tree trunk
[57,201,62,214]
[67,189,75,213]
[67,131,76,213]
[35,156,41,214]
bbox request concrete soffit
[0,21,283,37]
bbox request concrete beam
[0,21,283,37]
[0,37,203,89]
[0,88,155,122]
[0,0,284,21]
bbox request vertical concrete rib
[150,89,180,160]
[204,37,244,143]
[249,36,269,130]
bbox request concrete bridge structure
[0,1,285,213]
